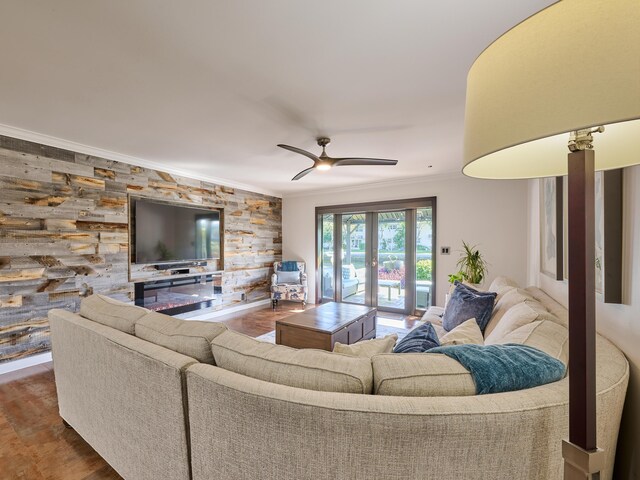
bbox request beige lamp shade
[463,0,640,179]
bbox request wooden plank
[0,216,44,230]
[0,269,46,283]
[44,219,77,230]
[0,295,23,308]
[52,172,105,190]
[0,134,75,161]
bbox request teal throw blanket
[428,343,566,395]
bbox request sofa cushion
[210,330,373,394]
[494,320,569,366]
[439,318,484,346]
[442,283,496,333]
[80,294,149,334]
[484,300,559,345]
[393,323,440,353]
[333,334,397,357]
[484,288,536,338]
[135,312,227,364]
[372,353,476,396]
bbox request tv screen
[132,198,221,264]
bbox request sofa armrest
[300,272,307,285]
[271,273,278,286]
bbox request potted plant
[449,241,488,286]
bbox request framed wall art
[540,176,563,280]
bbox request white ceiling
[0,0,553,197]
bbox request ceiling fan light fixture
[278,137,398,181]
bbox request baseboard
[181,298,272,321]
[0,352,52,376]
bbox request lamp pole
[562,130,605,479]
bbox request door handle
[371,260,378,268]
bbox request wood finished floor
[0,302,420,480]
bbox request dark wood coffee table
[276,302,376,351]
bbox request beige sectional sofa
[49,278,629,480]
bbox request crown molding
[282,171,465,198]
[0,123,282,198]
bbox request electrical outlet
[241,292,246,302]
[441,246,451,255]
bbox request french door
[316,198,436,315]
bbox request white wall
[282,173,529,307]
[526,166,640,479]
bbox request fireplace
[134,273,222,315]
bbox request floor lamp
[462,1,640,478]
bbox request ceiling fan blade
[292,167,316,181]
[277,144,320,162]
[333,158,398,166]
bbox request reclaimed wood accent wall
[0,135,282,363]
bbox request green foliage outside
[416,259,432,281]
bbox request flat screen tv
[131,197,222,264]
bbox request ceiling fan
[277,137,399,181]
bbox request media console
[134,272,223,315]
[153,260,209,271]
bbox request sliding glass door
[376,211,408,310]
[341,213,368,304]
[316,198,435,315]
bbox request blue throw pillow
[393,322,440,353]
[442,282,497,333]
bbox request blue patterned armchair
[270,261,307,309]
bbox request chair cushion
[80,294,149,334]
[276,271,301,284]
[484,300,559,345]
[442,283,497,333]
[210,330,373,394]
[342,265,357,280]
[333,334,398,357]
[135,312,227,364]
[372,353,476,396]
[439,318,484,346]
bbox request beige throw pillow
[484,288,536,338]
[488,276,519,292]
[439,318,484,346]
[485,300,559,344]
[333,334,397,357]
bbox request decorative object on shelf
[277,137,398,181]
[449,241,488,286]
[462,0,640,477]
[540,176,564,280]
